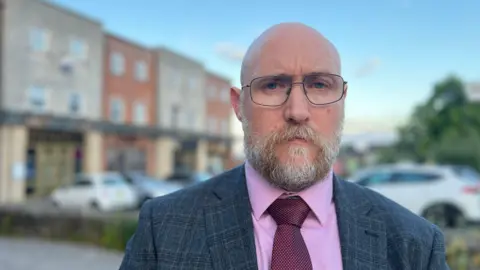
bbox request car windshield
[452,166,480,182]
[102,174,127,186]
[142,179,182,190]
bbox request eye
[312,82,327,89]
[266,82,279,89]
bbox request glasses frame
[241,73,348,107]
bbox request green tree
[381,75,480,169]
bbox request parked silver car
[122,171,184,206]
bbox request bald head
[231,22,346,192]
[240,22,341,86]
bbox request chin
[277,146,315,165]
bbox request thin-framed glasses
[242,73,347,107]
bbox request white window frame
[110,52,125,76]
[134,60,148,82]
[109,97,125,123]
[133,101,148,125]
[69,37,88,60]
[28,85,48,112]
[29,27,51,53]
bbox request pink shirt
[245,162,343,270]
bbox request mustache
[269,125,324,147]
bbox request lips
[288,137,308,142]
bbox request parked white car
[50,172,138,212]
[349,163,480,228]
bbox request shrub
[0,208,137,251]
[445,230,480,270]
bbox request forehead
[247,38,340,81]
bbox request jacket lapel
[333,175,388,270]
[204,165,258,270]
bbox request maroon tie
[267,197,313,270]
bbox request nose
[284,83,310,124]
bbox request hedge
[0,208,137,251]
[1,208,479,269]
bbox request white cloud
[214,42,246,62]
[354,57,382,78]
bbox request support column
[83,131,103,173]
[195,139,208,173]
[0,126,27,204]
[155,136,177,178]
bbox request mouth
[287,137,309,143]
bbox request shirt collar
[245,161,334,224]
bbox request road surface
[0,237,124,270]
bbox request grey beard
[243,120,343,192]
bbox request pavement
[0,237,124,270]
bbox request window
[109,97,125,122]
[451,166,480,182]
[188,77,197,90]
[220,88,230,102]
[69,93,82,114]
[134,61,148,82]
[29,27,50,52]
[73,175,93,187]
[133,101,147,125]
[171,105,180,129]
[356,172,392,186]
[72,180,92,187]
[390,172,441,183]
[28,86,47,111]
[103,175,126,186]
[69,38,88,60]
[110,52,125,76]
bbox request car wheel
[51,199,60,208]
[423,204,465,228]
[445,206,466,228]
[90,201,101,212]
[423,205,448,228]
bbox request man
[119,23,450,270]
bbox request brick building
[204,72,232,173]
[102,33,157,175]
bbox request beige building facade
[0,0,232,204]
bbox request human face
[231,23,347,192]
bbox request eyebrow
[260,71,338,78]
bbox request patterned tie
[267,197,313,270]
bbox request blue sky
[50,0,479,125]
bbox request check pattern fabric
[268,197,313,270]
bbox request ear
[343,83,348,99]
[230,86,242,121]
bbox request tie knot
[267,197,311,227]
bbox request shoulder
[144,167,241,221]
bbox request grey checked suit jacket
[119,165,450,270]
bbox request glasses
[242,73,347,106]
